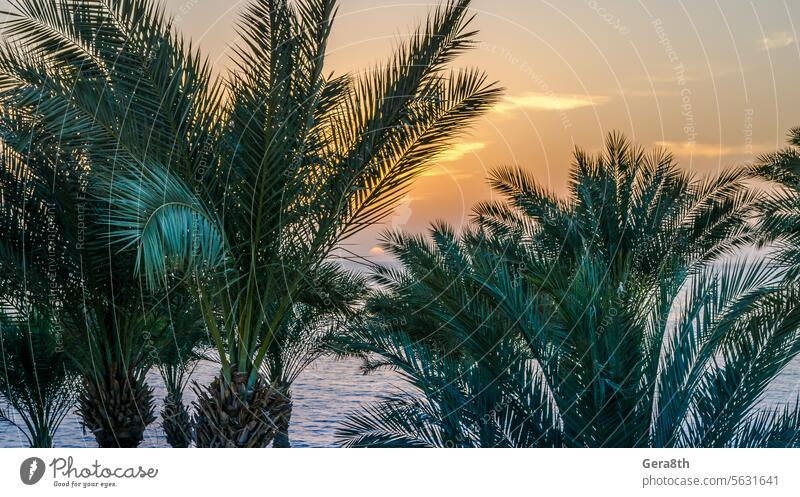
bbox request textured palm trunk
[270,384,292,448]
[76,366,155,448]
[161,392,194,448]
[193,369,289,448]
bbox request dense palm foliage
[0,115,164,446]
[753,127,800,278]
[0,0,499,447]
[152,289,208,448]
[0,310,79,448]
[257,265,367,446]
[0,0,798,451]
[338,135,800,447]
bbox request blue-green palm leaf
[338,135,800,448]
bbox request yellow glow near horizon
[655,141,769,159]
[494,93,609,113]
[437,142,488,163]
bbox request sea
[1,355,798,447]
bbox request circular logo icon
[20,457,45,485]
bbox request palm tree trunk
[193,369,283,448]
[270,384,292,448]
[161,391,193,448]
[76,365,155,448]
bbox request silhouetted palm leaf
[338,135,800,447]
[0,0,501,447]
[0,309,79,448]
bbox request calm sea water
[1,356,798,447]
[0,357,399,448]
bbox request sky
[3,0,799,260]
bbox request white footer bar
[1,448,798,496]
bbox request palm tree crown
[338,135,800,448]
[0,109,160,447]
[0,310,79,448]
[0,0,501,447]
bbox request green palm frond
[752,127,800,278]
[1,0,499,447]
[13,0,500,388]
[733,398,800,448]
[339,134,799,448]
[0,309,79,447]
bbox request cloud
[390,195,413,229]
[494,93,608,113]
[655,141,767,158]
[417,142,488,178]
[760,32,795,51]
[436,142,487,163]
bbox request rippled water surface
[1,356,798,447]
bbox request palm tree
[152,288,208,448]
[0,0,500,447]
[0,113,157,447]
[256,263,366,447]
[752,127,800,277]
[338,135,800,447]
[0,309,79,448]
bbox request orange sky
[3,0,799,259]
